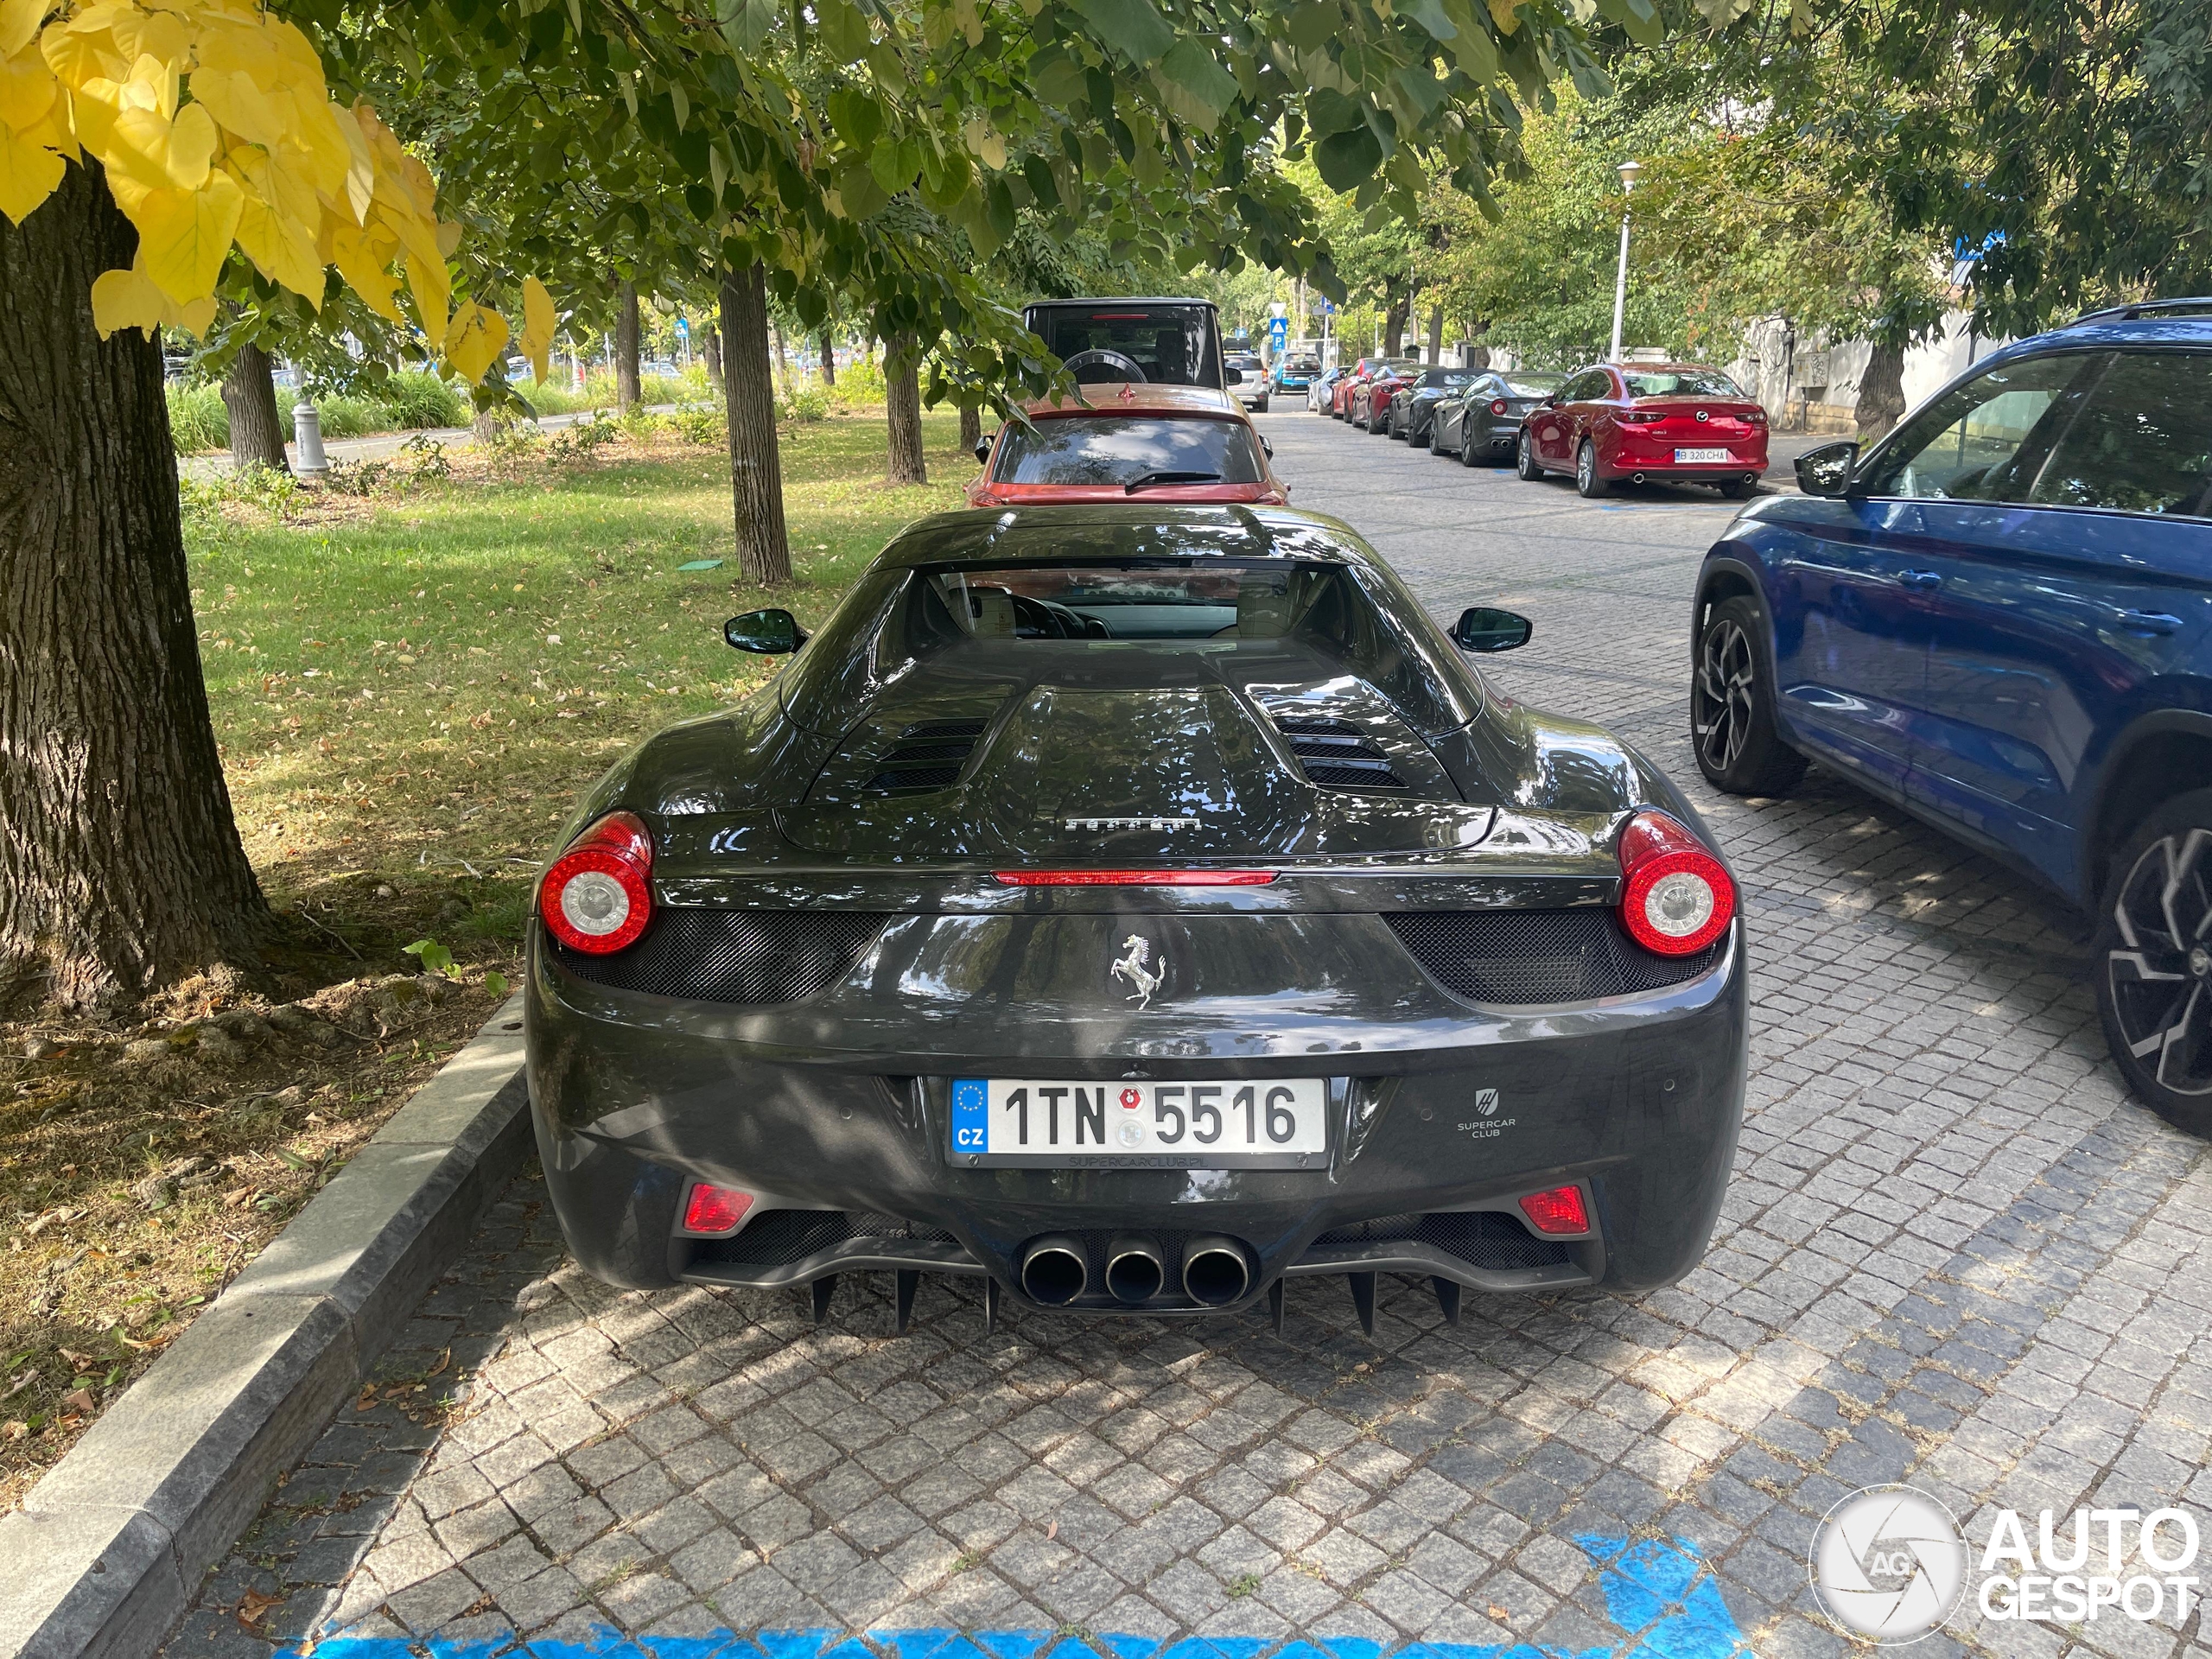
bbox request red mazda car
[966,384,1288,507]
[1516,362,1769,499]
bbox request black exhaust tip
[1182,1235,1251,1306]
[1105,1234,1166,1304]
[1020,1235,1087,1305]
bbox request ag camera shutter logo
[1810,1486,1969,1643]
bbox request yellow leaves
[518,276,555,385]
[1485,0,1519,29]
[962,113,1006,170]
[442,302,507,385]
[12,0,515,380]
[0,113,63,219]
[88,251,212,334]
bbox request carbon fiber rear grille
[1311,1210,1569,1271]
[1274,716,1408,791]
[551,910,885,1002]
[1386,908,1721,1004]
[865,718,987,793]
[693,1209,959,1267]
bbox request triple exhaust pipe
[1019,1232,1250,1307]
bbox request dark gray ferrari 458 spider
[525,504,1746,1335]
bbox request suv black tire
[1691,595,1808,796]
[1515,429,1543,480]
[2095,789,2212,1138]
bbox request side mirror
[1794,439,1860,498]
[1225,366,1243,385]
[724,608,805,654]
[973,437,992,465]
[1452,607,1533,653]
[1544,392,1563,407]
[1260,436,1274,458]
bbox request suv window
[2024,351,2212,518]
[1027,305,1217,388]
[1859,354,2094,500]
[992,416,1264,486]
[1565,369,1612,401]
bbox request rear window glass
[1417,371,1478,389]
[1281,356,1320,372]
[1622,368,1746,398]
[1029,307,1213,386]
[1504,375,1562,397]
[923,563,1348,641]
[993,416,1263,488]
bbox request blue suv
[1689,302,2212,1135]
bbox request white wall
[1724,309,2012,429]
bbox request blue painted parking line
[290,1537,1747,1659]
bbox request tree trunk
[1383,293,1409,358]
[885,334,926,486]
[772,323,790,390]
[614,279,642,411]
[719,262,790,586]
[1854,340,1908,444]
[818,327,836,388]
[701,324,723,393]
[958,404,981,458]
[1465,321,1491,372]
[221,340,289,472]
[0,161,267,1011]
[1427,303,1444,365]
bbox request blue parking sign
[1268,315,1287,350]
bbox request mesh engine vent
[1386,909,1722,1005]
[1310,1210,1570,1271]
[553,910,886,1003]
[1274,715,1407,791]
[693,1209,958,1267]
[864,718,987,794]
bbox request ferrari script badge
[1110,936,1165,1008]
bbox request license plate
[1674,446,1732,463]
[950,1077,1329,1167]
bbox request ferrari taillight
[1617,810,1734,957]
[540,810,654,953]
[1489,398,1508,416]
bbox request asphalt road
[168,411,2211,1659]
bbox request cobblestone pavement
[169,414,2212,1659]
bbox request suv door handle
[2113,608,2183,634]
[1897,569,1943,588]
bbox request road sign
[1268,315,1288,351]
[675,317,690,338]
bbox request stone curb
[0,992,533,1659]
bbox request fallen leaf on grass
[58,1347,93,1369]
[3,1420,27,1440]
[62,1387,97,1415]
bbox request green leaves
[715,0,778,54]
[1315,124,1384,189]
[1154,41,1238,127]
[1062,0,1175,66]
[827,85,883,149]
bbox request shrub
[167,383,229,453]
[309,394,394,440]
[781,384,830,423]
[828,353,887,410]
[668,401,727,446]
[378,370,466,429]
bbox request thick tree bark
[719,262,791,586]
[614,279,642,411]
[772,323,790,390]
[0,161,267,1011]
[221,340,288,472]
[1383,291,1410,358]
[1427,303,1444,365]
[1854,340,1908,444]
[885,334,926,485]
[818,327,836,388]
[701,324,723,393]
[958,404,981,457]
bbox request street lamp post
[1609,158,1643,361]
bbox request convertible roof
[875,505,1375,571]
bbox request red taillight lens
[1489,398,1508,416]
[994,869,1276,887]
[1744,408,1768,424]
[1617,810,1735,957]
[540,810,653,954]
[1519,1185,1589,1236]
[1621,410,1662,424]
[683,1183,753,1234]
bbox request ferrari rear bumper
[524,909,1748,1325]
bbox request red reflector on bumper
[683,1184,754,1234]
[993,870,1277,887]
[1518,1185,1590,1236]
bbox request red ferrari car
[1516,362,1769,499]
[966,384,1289,507]
[1329,357,1385,420]
[1345,359,1423,429]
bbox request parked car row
[1306,353,1772,500]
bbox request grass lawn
[0,408,970,1509]
[198,407,973,913]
